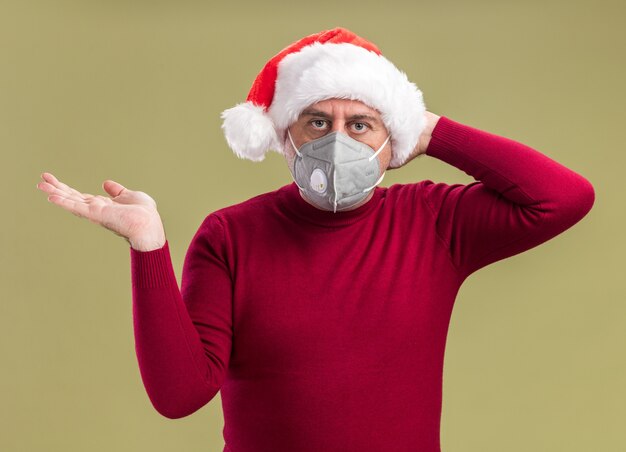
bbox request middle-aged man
[37,27,595,452]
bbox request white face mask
[287,129,390,213]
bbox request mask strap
[368,134,391,162]
[287,129,302,157]
[362,171,386,193]
[287,128,306,190]
[333,165,338,213]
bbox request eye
[310,119,328,130]
[350,122,369,133]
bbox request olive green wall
[3,0,622,450]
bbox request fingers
[41,173,80,194]
[37,172,125,224]
[38,179,94,202]
[46,193,94,220]
[37,172,98,219]
[40,172,83,198]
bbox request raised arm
[130,213,233,418]
[419,116,595,279]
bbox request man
[38,27,595,452]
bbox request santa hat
[220,27,426,168]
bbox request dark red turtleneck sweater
[129,116,594,451]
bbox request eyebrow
[301,108,381,124]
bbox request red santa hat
[220,27,427,168]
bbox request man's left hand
[387,111,441,170]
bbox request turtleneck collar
[278,182,385,228]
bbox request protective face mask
[287,129,390,213]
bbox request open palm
[37,172,165,248]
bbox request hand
[36,172,166,251]
[387,110,441,170]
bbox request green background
[3,0,622,450]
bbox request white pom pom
[220,102,280,162]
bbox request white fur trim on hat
[268,42,427,168]
[220,102,280,162]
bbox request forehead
[298,98,382,120]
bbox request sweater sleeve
[421,116,595,279]
[129,213,233,419]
